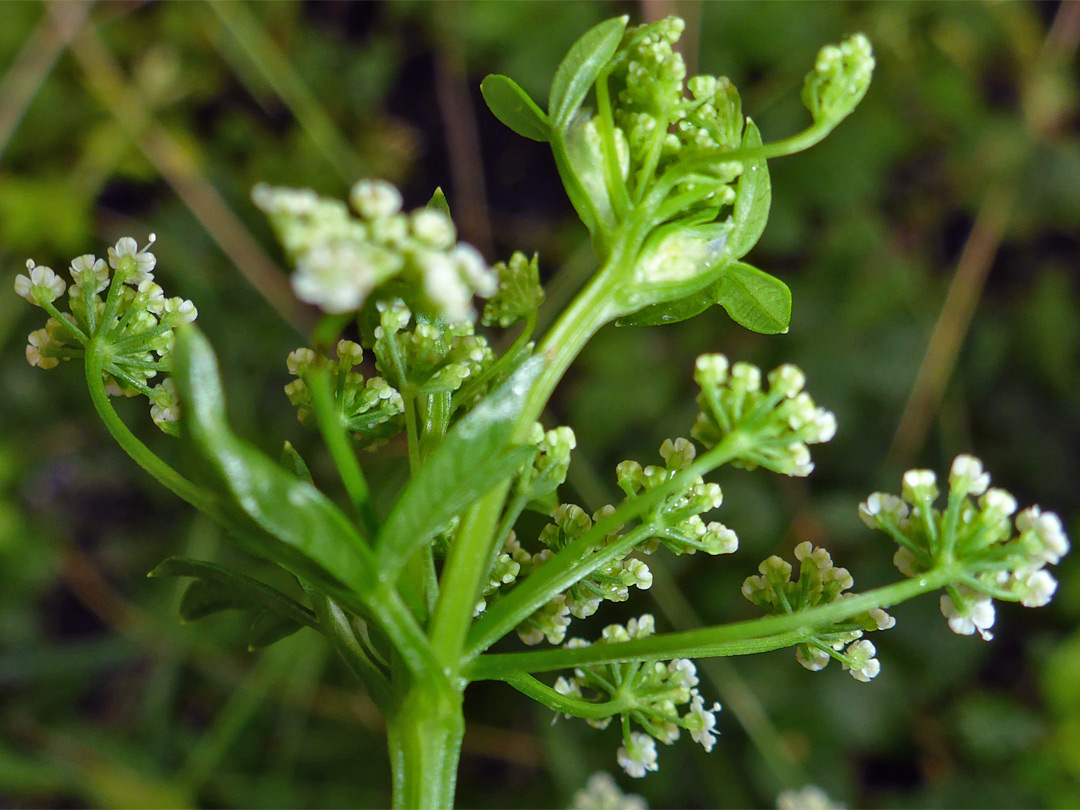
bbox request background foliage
[1,2,1078,807]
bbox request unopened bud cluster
[511,505,653,645]
[692,355,836,476]
[801,33,875,126]
[371,299,494,406]
[553,615,722,778]
[481,251,544,328]
[253,179,496,322]
[15,236,197,434]
[859,454,1070,642]
[571,773,647,810]
[284,339,404,447]
[742,542,894,681]
[616,438,738,556]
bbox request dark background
[2,2,1079,807]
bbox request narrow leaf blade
[150,556,319,630]
[172,327,375,607]
[716,261,791,334]
[481,75,550,142]
[376,356,545,575]
[548,16,627,128]
[725,119,772,260]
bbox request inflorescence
[253,179,496,321]
[554,615,722,778]
[860,454,1070,642]
[15,236,197,434]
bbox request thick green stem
[427,261,625,676]
[465,566,961,680]
[387,684,464,810]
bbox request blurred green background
[2,2,1079,808]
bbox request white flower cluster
[742,541,894,681]
[510,505,653,645]
[616,438,739,556]
[553,615,722,778]
[253,179,496,322]
[859,455,1070,642]
[691,355,836,477]
[571,773,647,810]
[283,339,404,447]
[14,236,197,434]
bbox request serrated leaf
[548,16,627,128]
[172,327,376,612]
[376,356,545,576]
[716,261,791,334]
[725,119,771,260]
[481,75,550,142]
[427,187,451,217]
[150,556,318,649]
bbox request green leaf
[280,441,313,484]
[481,75,551,142]
[716,261,791,334]
[725,119,771,260]
[149,556,318,649]
[427,187,451,218]
[614,258,732,327]
[172,326,376,611]
[548,16,628,128]
[376,356,545,576]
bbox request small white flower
[796,645,831,672]
[685,694,722,752]
[1020,569,1057,608]
[70,254,109,293]
[349,179,403,220]
[150,378,180,428]
[617,732,658,778]
[980,488,1017,517]
[286,348,317,376]
[667,658,699,690]
[940,591,995,641]
[729,361,762,391]
[694,353,729,386]
[421,252,472,322]
[768,364,806,398]
[450,243,497,297]
[901,469,938,503]
[892,547,920,577]
[869,608,896,631]
[107,235,157,283]
[841,639,880,682]
[571,772,647,810]
[704,521,739,554]
[1016,506,1069,564]
[949,454,990,496]
[292,243,371,314]
[859,492,910,528]
[14,261,67,305]
[25,328,60,369]
[410,208,456,249]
